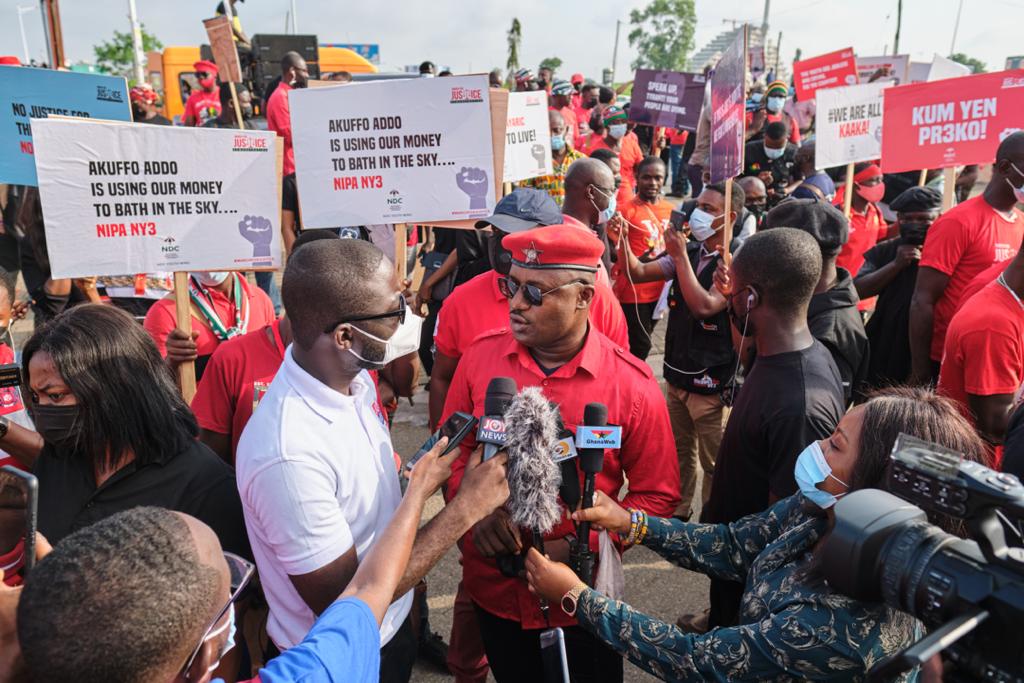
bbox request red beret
[502,224,603,273]
[193,60,218,74]
[571,73,584,84]
[0,56,21,66]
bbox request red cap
[502,224,603,273]
[193,60,218,75]
[0,56,21,66]
[571,73,584,84]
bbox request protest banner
[815,81,887,169]
[203,15,246,129]
[908,62,932,84]
[290,74,497,228]
[709,25,747,259]
[793,47,858,101]
[502,91,552,183]
[928,54,972,82]
[0,66,131,186]
[881,69,1024,174]
[857,54,909,84]
[627,69,705,131]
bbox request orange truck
[147,44,377,123]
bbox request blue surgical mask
[550,134,566,151]
[205,603,237,673]
[608,124,628,139]
[688,207,722,242]
[590,186,616,224]
[794,441,849,509]
[763,144,785,160]
[766,96,785,113]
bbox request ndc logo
[160,236,179,259]
[95,86,124,103]
[386,189,403,209]
[574,425,623,449]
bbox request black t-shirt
[432,227,458,255]
[202,118,236,129]
[34,435,251,560]
[742,140,798,199]
[701,340,844,525]
[1003,402,1024,479]
[808,268,869,403]
[139,114,172,126]
[860,238,918,389]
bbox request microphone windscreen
[484,376,517,416]
[504,386,562,534]
[582,402,608,427]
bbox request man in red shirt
[611,156,674,360]
[745,80,800,145]
[143,271,276,382]
[549,80,577,147]
[910,132,1024,383]
[835,163,886,311]
[441,225,679,682]
[938,246,1024,445]
[587,106,642,205]
[266,51,309,176]
[183,60,222,127]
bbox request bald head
[281,51,306,71]
[737,175,766,199]
[548,109,565,128]
[565,157,614,193]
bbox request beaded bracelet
[623,508,649,547]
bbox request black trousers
[379,613,417,683]
[621,301,659,361]
[474,603,624,683]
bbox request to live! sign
[793,48,859,100]
[881,69,1024,173]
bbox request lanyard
[997,273,1024,312]
[270,319,286,357]
[188,274,249,341]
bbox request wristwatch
[560,582,588,617]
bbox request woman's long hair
[22,304,197,470]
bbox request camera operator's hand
[165,327,199,365]
[571,490,632,535]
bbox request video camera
[822,434,1024,682]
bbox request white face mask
[347,307,423,369]
[204,603,236,674]
[1007,162,1024,203]
[608,124,628,139]
[688,207,723,242]
[763,144,785,160]
[192,271,230,287]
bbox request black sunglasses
[324,294,406,333]
[180,552,255,676]
[497,277,585,306]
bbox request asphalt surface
[394,323,710,683]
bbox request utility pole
[291,0,298,33]
[39,0,65,69]
[950,0,964,54]
[761,0,770,33]
[774,31,782,75]
[17,5,36,64]
[611,19,622,84]
[127,0,146,84]
[893,0,902,55]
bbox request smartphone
[539,627,570,683]
[0,465,38,575]
[406,411,477,471]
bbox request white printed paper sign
[290,74,496,228]
[815,81,888,169]
[32,118,281,278]
[503,91,552,183]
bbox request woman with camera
[526,387,986,681]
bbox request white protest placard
[32,118,281,278]
[290,74,497,228]
[928,54,972,82]
[857,54,909,84]
[503,91,552,183]
[815,81,887,169]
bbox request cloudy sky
[2,0,1019,78]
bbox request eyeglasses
[324,294,407,333]
[497,276,585,306]
[180,552,255,675]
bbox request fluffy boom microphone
[504,386,562,536]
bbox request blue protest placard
[0,66,132,186]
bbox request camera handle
[867,608,989,682]
[969,509,1024,572]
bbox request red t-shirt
[440,328,680,629]
[837,202,885,311]
[666,129,689,146]
[612,196,674,304]
[433,270,628,359]
[957,259,1008,312]
[143,275,276,362]
[267,82,295,175]
[744,110,801,144]
[0,344,29,471]
[184,88,221,127]
[938,279,1024,422]
[555,106,578,146]
[919,195,1024,360]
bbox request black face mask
[31,403,82,453]
[899,221,930,246]
[583,99,597,110]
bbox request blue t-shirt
[257,597,380,682]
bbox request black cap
[764,197,849,257]
[475,188,563,235]
[890,186,942,214]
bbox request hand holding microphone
[571,490,631,535]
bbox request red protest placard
[793,48,858,100]
[881,69,1024,173]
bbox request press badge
[574,425,622,449]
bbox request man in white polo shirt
[237,238,500,683]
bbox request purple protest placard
[709,26,747,183]
[627,69,705,131]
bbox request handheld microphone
[476,377,517,461]
[572,402,619,586]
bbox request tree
[948,52,987,74]
[506,18,522,75]
[627,0,696,71]
[539,57,562,74]
[93,25,163,82]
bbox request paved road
[393,324,710,683]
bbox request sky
[1,0,1021,79]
